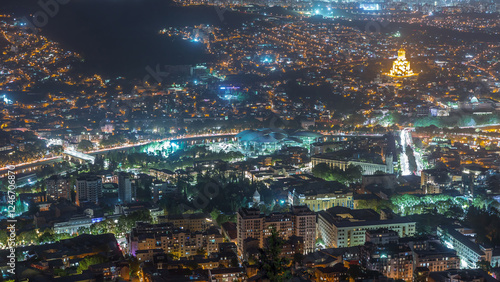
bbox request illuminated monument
[387,49,417,78]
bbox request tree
[292,252,304,267]
[53,268,69,277]
[0,229,7,248]
[77,255,108,274]
[196,247,207,257]
[259,227,291,281]
[50,145,64,155]
[19,229,38,245]
[230,257,239,267]
[345,164,362,183]
[312,163,331,179]
[127,256,141,278]
[38,230,55,244]
[477,260,491,272]
[348,264,364,280]
[312,163,362,184]
[77,140,94,152]
[186,260,199,270]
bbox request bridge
[63,150,95,164]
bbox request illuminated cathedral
[388,48,417,78]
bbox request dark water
[2,0,496,80]
[2,0,256,78]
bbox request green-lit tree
[77,255,108,274]
[127,256,141,278]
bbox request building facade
[45,175,70,201]
[128,222,224,261]
[437,226,493,269]
[76,176,102,205]
[237,206,316,256]
[366,245,414,281]
[288,188,354,212]
[53,215,99,235]
[118,173,133,204]
[158,213,211,232]
[318,209,416,248]
[311,155,393,175]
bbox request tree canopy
[312,163,362,184]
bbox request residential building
[118,173,133,204]
[76,176,102,205]
[366,244,414,281]
[45,175,70,201]
[366,228,399,245]
[158,213,211,232]
[237,206,316,256]
[128,222,224,260]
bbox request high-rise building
[237,206,316,256]
[118,173,133,204]
[291,206,316,253]
[237,208,264,256]
[76,176,102,206]
[45,175,70,201]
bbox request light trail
[400,128,423,176]
[0,132,238,172]
[0,131,408,173]
[64,150,96,164]
[400,130,411,176]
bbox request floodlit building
[437,226,495,269]
[53,215,104,235]
[317,207,416,248]
[311,154,394,175]
[387,49,417,78]
[288,184,354,211]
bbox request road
[400,129,423,176]
[0,132,238,172]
